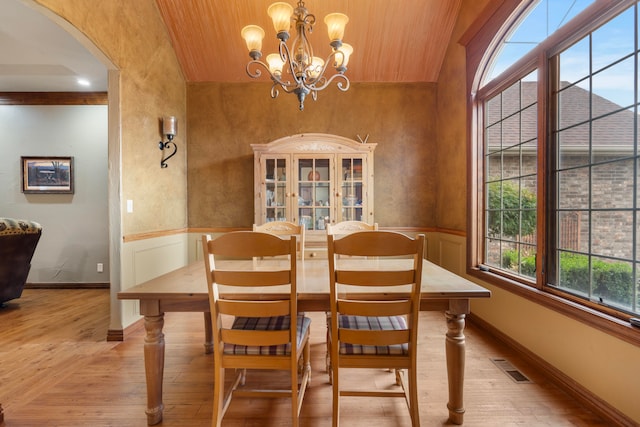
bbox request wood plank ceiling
[155,0,463,83]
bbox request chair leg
[293,337,314,427]
[239,368,246,386]
[325,313,331,375]
[212,367,225,427]
[331,363,340,427]
[408,368,420,426]
[291,346,311,427]
[395,368,402,385]
[291,354,300,427]
[325,334,330,370]
[304,338,312,384]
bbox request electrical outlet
[97,263,104,273]
[127,199,133,213]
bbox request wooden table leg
[143,312,165,425]
[445,299,469,425]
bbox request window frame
[466,0,640,347]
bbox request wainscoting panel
[120,233,189,326]
[188,231,227,263]
[435,232,465,275]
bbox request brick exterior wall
[486,82,637,261]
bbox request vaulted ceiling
[155,0,463,83]
[0,0,463,92]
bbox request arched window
[470,0,640,329]
[485,0,594,83]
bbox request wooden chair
[326,220,378,236]
[253,221,306,259]
[324,220,378,375]
[202,231,312,427]
[327,231,425,427]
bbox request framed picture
[21,156,74,194]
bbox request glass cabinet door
[339,156,365,222]
[263,157,288,222]
[254,135,376,244]
[295,157,332,231]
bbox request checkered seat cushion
[225,314,312,355]
[335,315,409,355]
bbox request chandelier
[241,1,352,111]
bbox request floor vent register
[490,357,533,383]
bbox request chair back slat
[213,270,291,287]
[332,230,420,257]
[209,230,292,258]
[337,300,411,317]
[335,269,415,287]
[217,300,291,318]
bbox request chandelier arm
[308,72,350,92]
[269,72,297,91]
[278,41,300,81]
[310,76,326,87]
[276,83,298,94]
[270,83,280,99]
[246,59,299,92]
[245,60,267,79]
[276,40,288,63]
[305,49,345,85]
[304,14,315,29]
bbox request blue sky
[488,0,636,108]
[489,0,594,79]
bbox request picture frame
[21,156,74,194]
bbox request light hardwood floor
[0,289,608,426]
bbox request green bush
[503,250,634,309]
[592,259,633,306]
[502,249,536,277]
[487,181,536,238]
[502,248,518,269]
[520,253,536,277]
[557,252,632,307]
[558,253,590,294]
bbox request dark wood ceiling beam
[0,92,107,105]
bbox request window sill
[468,267,640,348]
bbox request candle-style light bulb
[162,116,177,140]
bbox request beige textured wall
[35,0,188,236]
[187,82,437,228]
[436,0,491,232]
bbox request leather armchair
[0,218,42,305]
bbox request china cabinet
[252,133,376,251]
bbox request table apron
[136,297,471,316]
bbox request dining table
[117,257,491,425]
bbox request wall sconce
[158,116,177,168]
